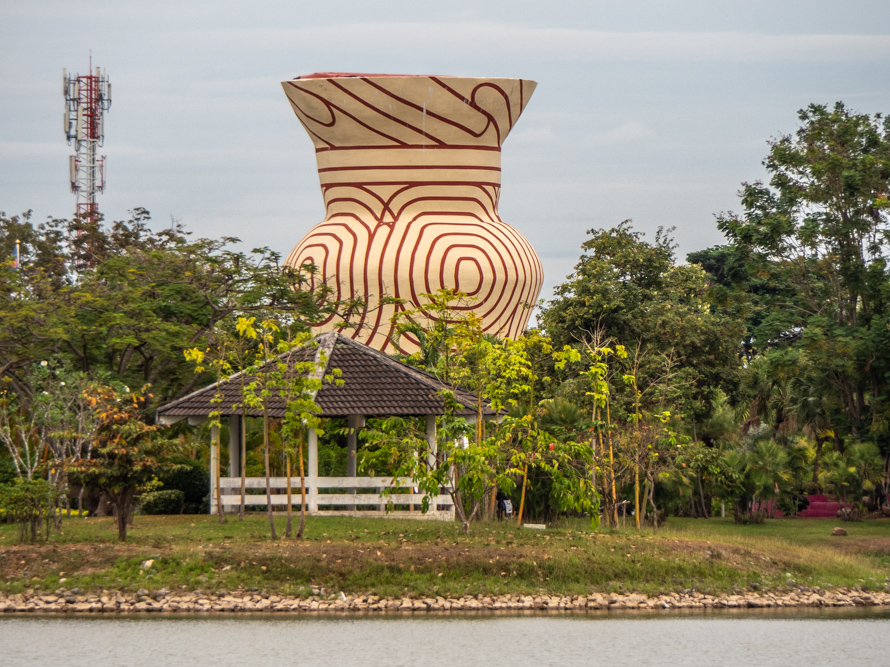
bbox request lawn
[1,514,887,598]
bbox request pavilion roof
[156,332,493,421]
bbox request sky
[2,1,890,303]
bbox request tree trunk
[263,411,277,539]
[882,452,890,500]
[641,478,649,523]
[697,474,708,518]
[450,461,470,532]
[647,474,658,534]
[285,454,293,538]
[813,437,824,483]
[114,490,133,542]
[239,410,246,521]
[297,432,306,539]
[95,493,109,517]
[516,463,529,526]
[596,429,610,527]
[456,498,470,533]
[634,464,640,530]
[215,430,225,523]
[451,485,470,533]
[607,433,618,527]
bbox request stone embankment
[1,587,889,614]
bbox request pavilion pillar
[228,415,241,478]
[425,415,437,469]
[210,424,219,515]
[423,415,438,514]
[308,427,318,512]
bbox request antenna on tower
[63,58,111,220]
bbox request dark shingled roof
[157,332,493,420]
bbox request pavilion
[156,332,494,520]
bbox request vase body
[281,73,543,352]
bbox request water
[1,610,888,666]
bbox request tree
[275,330,338,538]
[379,290,600,531]
[237,317,280,539]
[0,209,347,412]
[0,478,61,543]
[69,385,170,541]
[717,101,890,481]
[0,360,105,494]
[540,221,743,428]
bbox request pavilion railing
[212,476,455,520]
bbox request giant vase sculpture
[282,73,543,352]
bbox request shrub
[733,508,766,525]
[0,478,62,542]
[0,456,17,486]
[140,489,185,515]
[837,506,863,522]
[156,459,209,514]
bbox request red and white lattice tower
[63,59,111,218]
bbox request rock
[832,527,847,536]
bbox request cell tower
[63,59,111,218]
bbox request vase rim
[291,72,534,83]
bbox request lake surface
[2,609,888,666]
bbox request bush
[0,478,62,542]
[140,489,185,515]
[156,459,209,514]
[837,506,863,522]
[733,509,766,525]
[0,456,17,486]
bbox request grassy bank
[1,515,888,598]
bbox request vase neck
[316,144,502,220]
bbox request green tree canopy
[715,102,890,452]
[540,221,743,425]
[0,209,351,412]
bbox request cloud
[581,121,655,148]
[181,23,890,64]
[0,141,68,159]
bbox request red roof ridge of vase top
[295,72,425,79]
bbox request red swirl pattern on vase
[282,74,543,353]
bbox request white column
[210,424,219,515]
[425,415,437,469]
[308,427,318,512]
[422,415,438,514]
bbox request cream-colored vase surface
[282,73,543,352]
